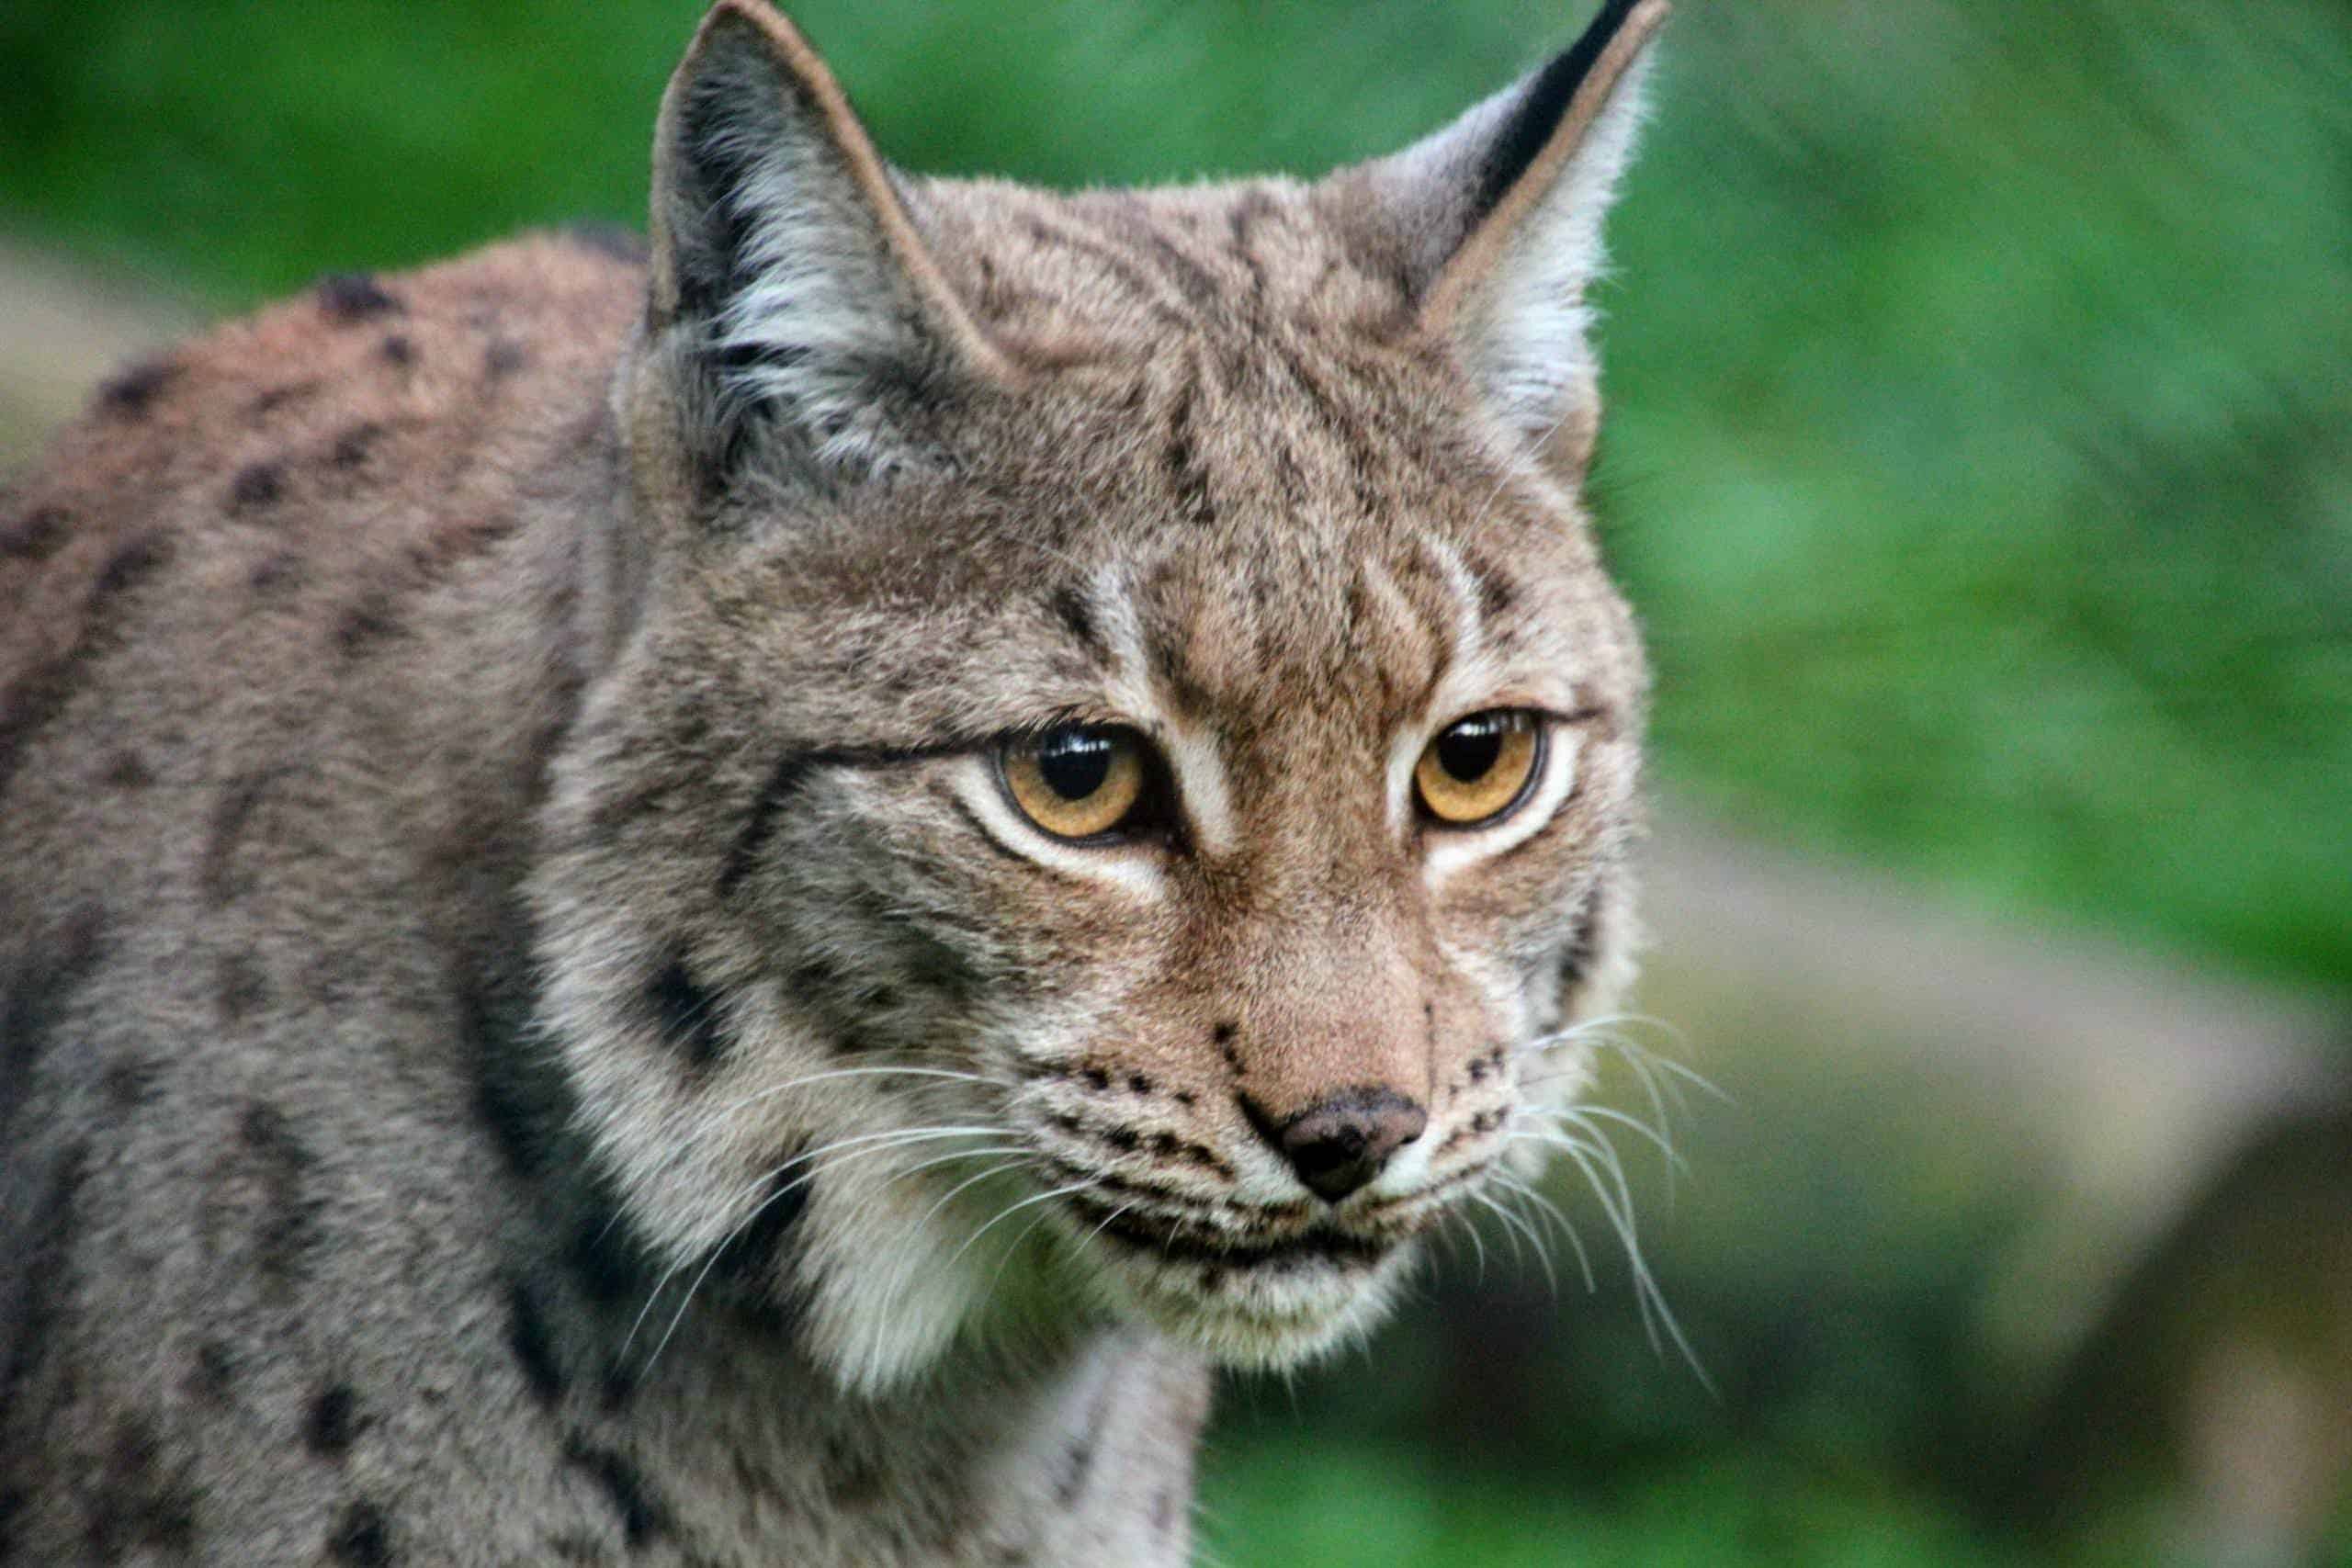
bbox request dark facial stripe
[708,1157,813,1298]
[1160,378,1216,527]
[1019,213,1196,331]
[1559,878,1607,988]
[506,1279,567,1409]
[1048,584,1109,665]
[718,743,961,898]
[644,956,729,1074]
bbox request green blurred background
[4,0,2347,1562]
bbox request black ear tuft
[1321,0,1668,474]
[1470,0,1645,225]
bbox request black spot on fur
[217,951,270,1025]
[250,551,303,594]
[645,957,729,1073]
[102,748,154,788]
[199,768,277,907]
[334,589,403,657]
[0,504,70,561]
[96,357,177,418]
[307,1385,360,1460]
[1213,1022,1244,1077]
[103,1055,159,1109]
[331,421,386,470]
[241,1101,320,1291]
[188,1339,237,1404]
[562,1438,672,1548]
[565,221,650,264]
[379,333,416,368]
[230,460,285,513]
[0,906,108,1134]
[485,338,531,378]
[317,272,405,322]
[1,527,171,801]
[507,1280,567,1409]
[327,1499,395,1565]
[86,1417,198,1558]
[1,1143,88,1438]
[249,379,319,419]
[95,530,169,599]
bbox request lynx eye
[1000,725,1151,840]
[1414,710,1544,827]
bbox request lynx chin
[0,0,1676,1562]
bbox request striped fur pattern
[0,1,1669,1562]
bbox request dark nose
[1248,1088,1429,1203]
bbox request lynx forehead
[0,2,1672,1562]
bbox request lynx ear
[1336,0,1668,477]
[635,0,1001,497]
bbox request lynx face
[535,0,1666,1390]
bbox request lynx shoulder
[0,2,1671,1562]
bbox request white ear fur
[647,2,997,489]
[1343,0,1668,468]
[1449,47,1657,453]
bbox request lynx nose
[1250,1088,1429,1203]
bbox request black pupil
[1036,729,1115,801]
[1435,717,1507,783]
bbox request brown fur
[0,2,1669,1561]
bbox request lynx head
[534,0,1669,1392]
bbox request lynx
[0,0,1671,1562]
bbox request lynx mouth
[1055,1188,1443,1366]
[1067,1193,1394,1270]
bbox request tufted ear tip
[636,0,998,499]
[1328,0,1670,475]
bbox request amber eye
[1000,725,1152,840]
[1414,710,1544,827]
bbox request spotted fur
[0,1,1670,1562]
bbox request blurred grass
[3,0,2346,990]
[4,1,2349,1562]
